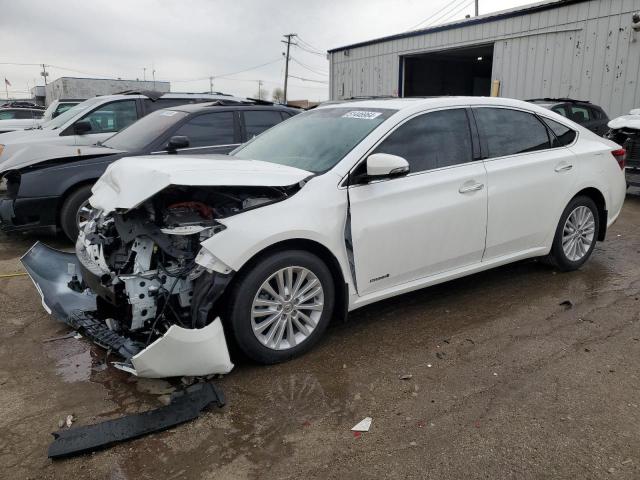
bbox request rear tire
[546,195,599,272]
[226,250,335,364]
[60,185,93,241]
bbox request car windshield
[40,97,103,130]
[232,107,396,173]
[103,109,189,151]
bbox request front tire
[60,185,93,241]
[226,250,335,364]
[547,195,599,272]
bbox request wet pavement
[1,192,639,479]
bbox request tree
[272,87,284,104]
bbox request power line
[423,0,472,27]
[437,0,475,25]
[296,44,327,58]
[0,62,43,66]
[171,58,283,83]
[288,75,328,84]
[296,36,324,54]
[290,57,328,76]
[408,0,457,30]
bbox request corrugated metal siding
[329,0,640,117]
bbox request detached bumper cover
[21,242,234,378]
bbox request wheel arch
[57,180,97,226]
[573,187,607,241]
[228,238,349,323]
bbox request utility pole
[40,64,49,86]
[281,33,297,104]
[209,76,214,94]
[257,80,263,99]
[143,67,146,81]
[475,0,479,16]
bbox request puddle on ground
[43,334,99,383]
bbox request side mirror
[366,153,410,178]
[73,120,92,135]
[167,135,190,153]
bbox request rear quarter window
[540,117,577,147]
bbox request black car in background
[0,100,298,239]
[527,98,610,135]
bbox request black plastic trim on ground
[48,382,225,459]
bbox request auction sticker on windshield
[342,111,383,120]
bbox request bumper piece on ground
[119,318,234,378]
[22,242,234,378]
[48,382,225,459]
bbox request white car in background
[23,96,626,378]
[0,107,44,133]
[40,99,82,122]
[0,101,80,135]
[0,92,246,165]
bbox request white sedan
[22,97,626,377]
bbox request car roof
[166,101,299,114]
[83,92,249,104]
[316,96,560,112]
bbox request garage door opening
[402,44,494,97]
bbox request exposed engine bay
[78,185,290,340]
[22,183,298,377]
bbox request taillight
[611,148,626,170]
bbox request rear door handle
[459,182,484,194]
[555,164,573,172]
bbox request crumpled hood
[0,143,122,173]
[608,113,640,130]
[90,154,312,212]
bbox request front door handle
[459,182,484,194]
[555,164,573,173]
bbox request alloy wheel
[251,266,324,351]
[76,200,93,231]
[562,205,595,262]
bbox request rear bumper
[0,195,59,233]
[21,242,234,378]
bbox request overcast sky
[1,0,533,101]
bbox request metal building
[328,0,640,117]
[44,77,170,105]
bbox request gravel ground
[1,191,639,480]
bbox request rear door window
[243,110,286,139]
[373,108,473,173]
[0,110,17,119]
[551,105,568,117]
[172,112,236,147]
[15,110,36,119]
[474,108,551,158]
[568,105,591,124]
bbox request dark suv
[527,98,609,136]
[0,100,299,239]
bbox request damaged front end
[22,184,295,378]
